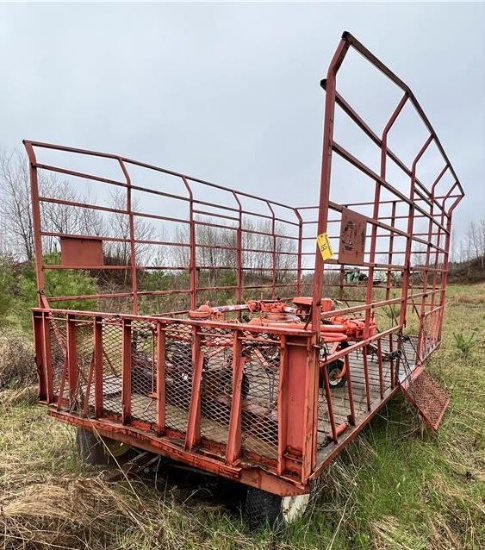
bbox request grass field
[1,284,484,549]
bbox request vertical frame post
[118,159,139,315]
[233,192,243,305]
[312,37,351,331]
[266,201,277,299]
[182,177,197,310]
[185,327,203,450]
[276,334,288,475]
[302,337,319,480]
[94,316,104,417]
[344,355,356,425]
[23,142,49,308]
[33,311,47,401]
[41,313,54,403]
[226,330,244,465]
[66,314,78,406]
[362,350,371,411]
[121,318,132,424]
[156,322,166,435]
[295,209,303,296]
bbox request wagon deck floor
[92,336,419,461]
[316,336,418,461]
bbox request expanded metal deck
[402,369,450,430]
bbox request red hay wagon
[25,32,464,528]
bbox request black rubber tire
[244,486,315,530]
[76,428,107,465]
[244,487,283,531]
[75,428,131,466]
[328,360,346,389]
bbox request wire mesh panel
[98,318,123,418]
[240,333,280,460]
[164,323,193,433]
[73,319,95,414]
[130,320,157,423]
[419,307,442,362]
[198,326,234,444]
[48,315,67,401]
[402,370,450,431]
[67,316,123,419]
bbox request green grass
[1,283,484,549]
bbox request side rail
[32,308,318,490]
[24,140,304,315]
[32,305,424,490]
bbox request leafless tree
[172,225,190,267]
[466,220,485,268]
[105,188,158,266]
[170,217,296,289]
[0,148,104,260]
[0,149,35,260]
[243,219,296,282]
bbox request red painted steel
[155,323,166,434]
[225,330,244,464]
[24,32,464,498]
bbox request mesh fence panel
[240,333,280,459]
[421,308,441,362]
[199,327,234,444]
[164,323,193,432]
[130,320,157,423]
[100,318,123,418]
[45,314,285,460]
[74,320,95,415]
[49,315,67,401]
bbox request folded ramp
[401,369,450,431]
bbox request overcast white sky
[1,2,483,243]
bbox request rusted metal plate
[401,370,450,431]
[338,208,367,265]
[60,236,104,267]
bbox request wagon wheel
[76,427,132,466]
[251,345,280,403]
[319,342,348,390]
[216,367,250,401]
[244,485,315,530]
[327,360,346,389]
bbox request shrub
[0,329,35,389]
[452,331,477,358]
[0,255,16,323]
[19,253,98,320]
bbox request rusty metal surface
[401,370,450,431]
[60,236,104,268]
[338,208,367,265]
[25,31,464,496]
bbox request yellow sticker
[317,232,334,261]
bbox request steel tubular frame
[23,140,304,312]
[312,32,463,366]
[25,32,463,497]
